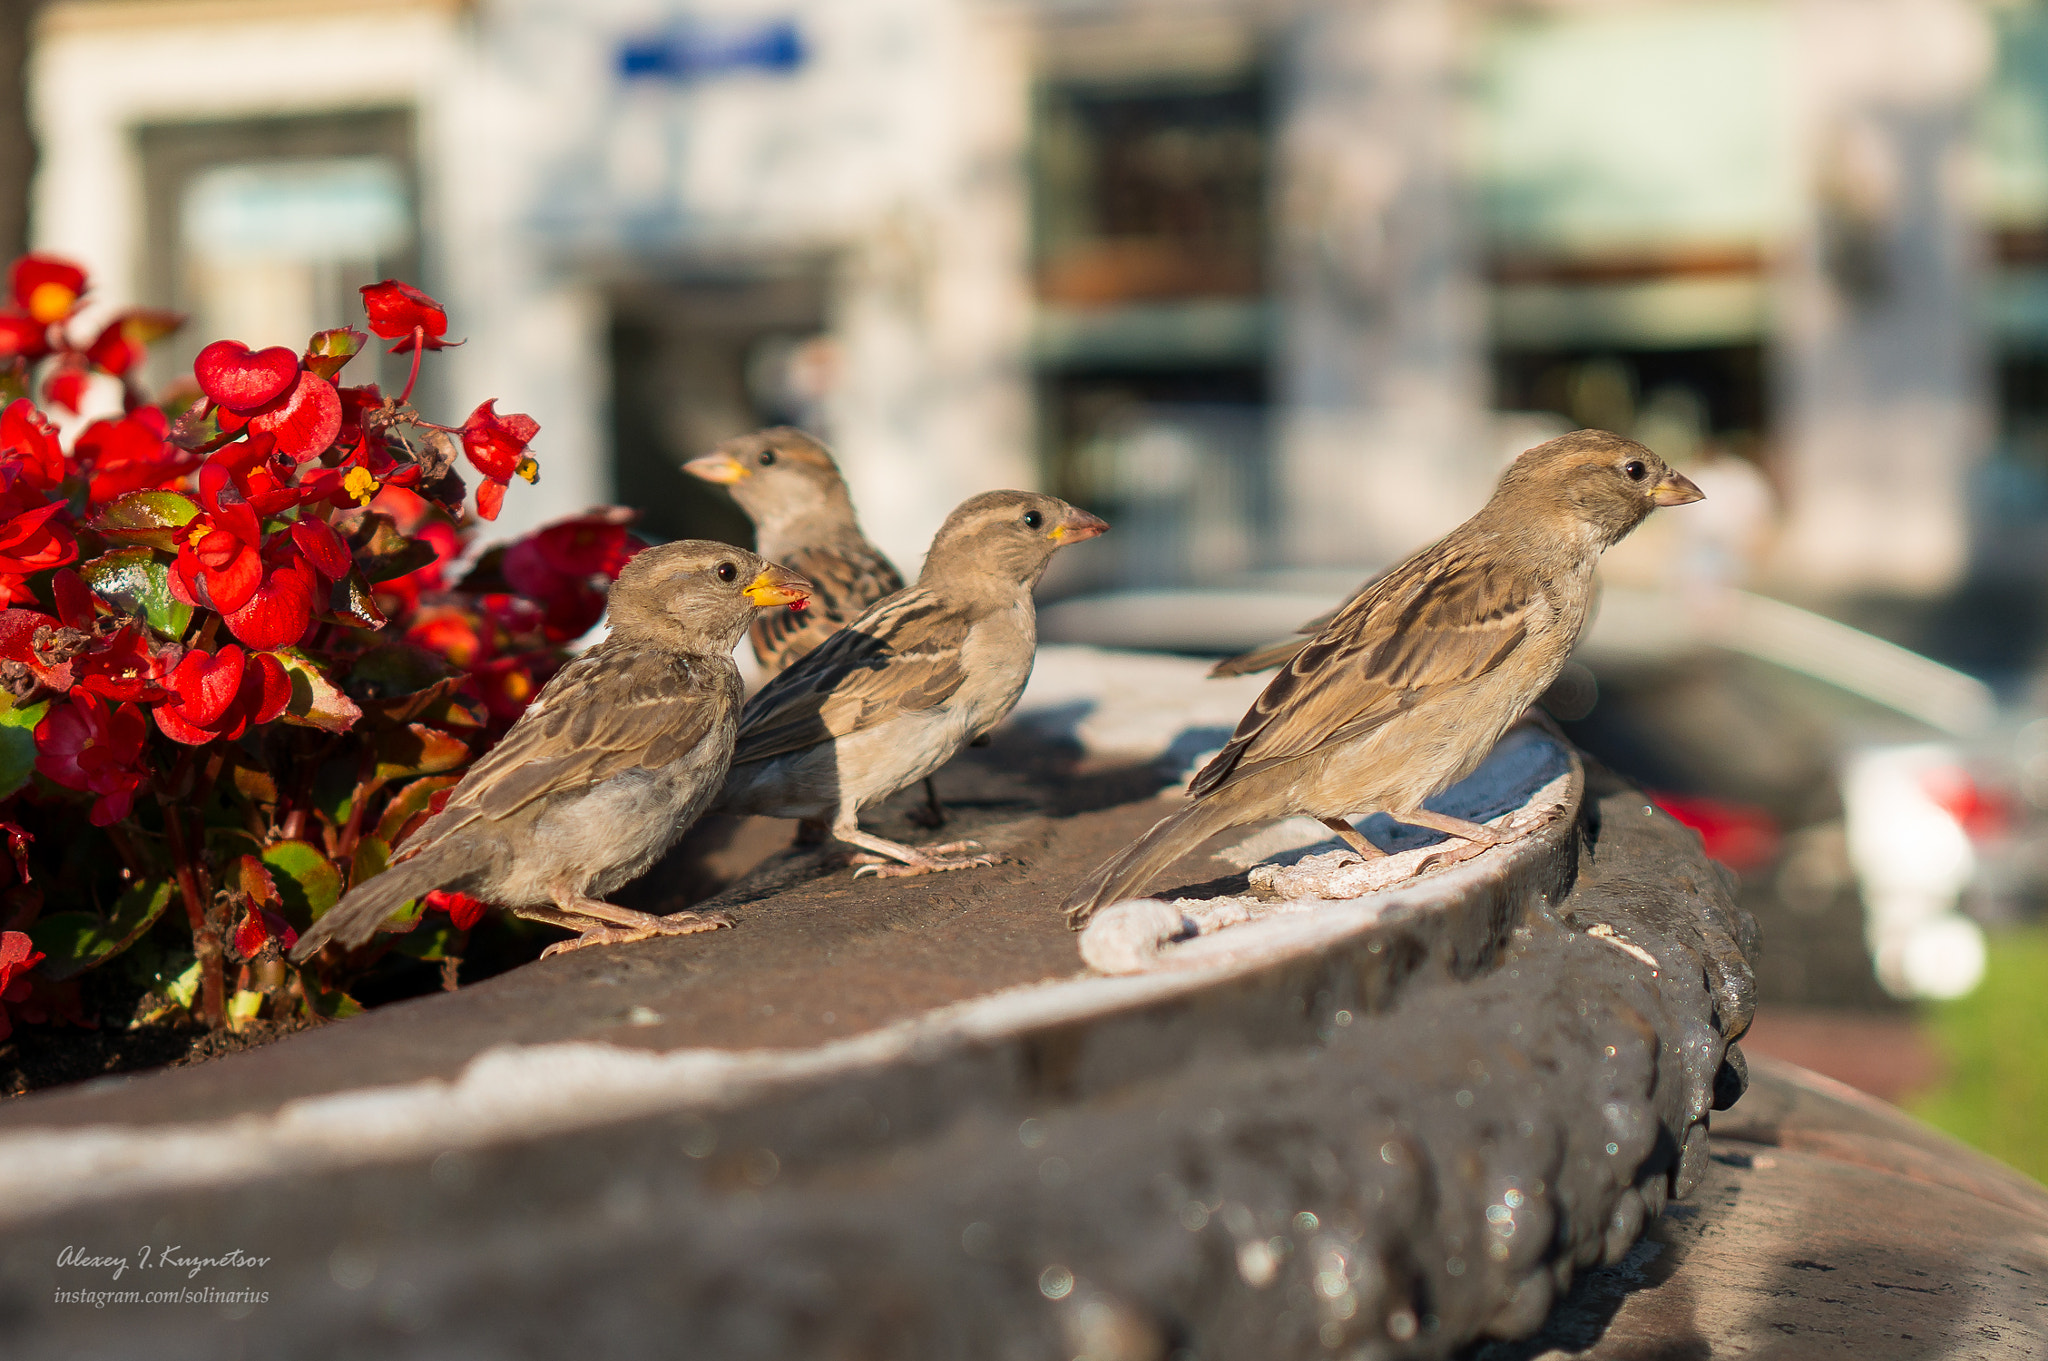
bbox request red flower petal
[169,645,246,728]
[289,518,351,581]
[10,255,84,323]
[221,564,315,651]
[475,478,506,521]
[245,650,292,725]
[193,340,299,413]
[425,889,488,931]
[232,908,269,959]
[0,399,65,491]
[458,400,538,482]
[40,358,88,415]
[359,280,449,351]
[51,568,95,630]
[245,370,341,462]
[0,314,48,361]
[152,704,215,746]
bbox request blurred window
[137,110,419,397]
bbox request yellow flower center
[343,465,380,505]
[26,282,74,324]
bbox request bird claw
[853,852,1002,878]
[537,910,733,957]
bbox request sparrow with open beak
[716,491,1109,876]
[1064,430,1703,925]
[292,544,813,960]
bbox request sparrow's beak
[1048,508,1109,544]
[743,564,812,610]
[1650,471,1705,507]
[683,451,749,485]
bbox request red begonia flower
[34,692,149,825]
[153,644,290,745]
[75,409,197,500]
[466,653,555,726]
[85,309,181,379]
[10,256,85,324]
[219,548,319,651]
[40,355,90,415]
[0,399,66,492]
[375,517,461,614]
[243,369,342,462]
[289,517,351,581]
[72,624,173,704]
[193,340,299,413]
[0,499,77,578]
[405,603,488,668]
[503,514,643,642]
[425,889,488,931]
[0,313,49,362]
[359,280,451,353]
[459,400,539,483]
[0,928,44,1042]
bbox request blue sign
[618,19,806,82]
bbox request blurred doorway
[137,110,419,400]
[608,269,829,547]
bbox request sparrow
[290,543,813,961]
[683,428,904,674]
[716,491,1108,876]
[1062,430,1703,926]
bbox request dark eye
[716,562,737,582]
[758,450,776,467]
[1624,460,1648,482]
[1023,510,1043,530]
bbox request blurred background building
[18,0,2044,612]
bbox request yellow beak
[1048,508,1109,543]
[743,564,813,610]
[1651,471,1706,507]
[683,451,749,485]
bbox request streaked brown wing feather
[730,586,969,766]
[750,540,903,672]
[398,645,723,855]
[1187,544,1535,799]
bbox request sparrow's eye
[758,450,776,467]
[716,562,737,582]
[1023,510,1043,530]
[1623,460,1648,482]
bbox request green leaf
[162,956,202,1010]
[374,722,472,784]
[79,547,192,639]
[269,647,363,733]
[261,840,344,921]
[303,327,369,380]
[376,774,459,845]
[300,980,363,1020]
[89,491,200,551]
[26,878,176,980]
[350,835,389,890]
[0,691,48,800]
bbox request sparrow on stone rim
[1063,430,1702,926]
[716,491,1108,876]
[291,542,813,960]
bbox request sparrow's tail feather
[1209,635,1310,678]
[288,851,458,961]
[1062,798,1239,929]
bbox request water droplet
[1293,1211,1319,1234]
[1605,1142,1620,1156]
[679,1119,716,1159]
[1387,1308,1418,1340]
[1018,1118,1048,1149]
[1181,1201,1210,1231]
[1333,1009,1353,1027]
[1237,1239,1278,1287]
[742,1148,780,1187]
[1455,1089,1474,1108]
[1040,1264,1074,1300]
[1446,1257,1466,1277]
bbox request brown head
[604,540,812,655]
[916,490,1108,594]
[682,427,856,539]
[1490,429,1703,549]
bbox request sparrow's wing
[730,586,969,765]
[749,540,904,670]
[398,645,725,854]
[1188,544,1539,798]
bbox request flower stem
[397,327,424,406]
[162,798,224,1029]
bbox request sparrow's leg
[1319,817,1386,860]
[835,821,1000,878]
[906,777,948,829]
[1395,808,1506,846]
[516,892,732,957]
